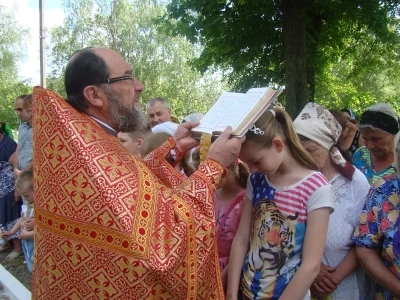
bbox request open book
[192,87,282,139]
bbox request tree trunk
[282,0,308,118]
[306,8,326,103]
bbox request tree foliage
[316,28,400,116]
[163,0,400,116]
[0,4,32,130]
[48,0,228,121]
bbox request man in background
[146,97,178,127]
[13,95,33,202]
[13,94,28,124]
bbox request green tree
[0,4,32,130]
[163,0,400,116]
[48,0,228,120]
[316,29,400,116]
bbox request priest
[31,47,244,299]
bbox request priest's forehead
[92,48,133,76]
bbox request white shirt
[322,169,370,300]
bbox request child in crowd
[2,171,35,273]
[215,160,250,289]
[117,127,149,157]
[141,132,196,177]
[227,108,335,300]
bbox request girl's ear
[137,138,143,148]
[221,168,229,178]
[272,136,284,153]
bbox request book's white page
[193,87,270,135]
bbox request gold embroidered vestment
[31,87,224,299]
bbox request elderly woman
[352,132,400,299]
[353,103,399,185]
[294,103,371,300]
[0,122,22,259]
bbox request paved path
[0,248,31,291]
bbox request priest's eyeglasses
[103,75,134,84]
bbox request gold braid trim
[200,133,212,165]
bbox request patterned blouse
[0,135,17,198]
[352,146,397,185]
[352,174,400,300]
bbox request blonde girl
[227,108,335,300]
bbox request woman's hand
[310,285,331,299]
[311,263,339,296]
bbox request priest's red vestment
[31,87,224,299]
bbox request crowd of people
[0,94,34,272]
[0,46,399,300]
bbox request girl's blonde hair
[245,108,318,171]
[228,161,250,189]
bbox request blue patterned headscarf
[340,108,357,121]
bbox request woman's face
[360,127,394,158]
[341,111,351,120]
[300,140,329,170]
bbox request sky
[4,0,65,85]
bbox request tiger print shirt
[240,171,335,300]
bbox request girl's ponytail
[233,161,250,189]
[275,109,318,171]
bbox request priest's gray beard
[103,85,147,132]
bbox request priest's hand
[173,121,200,153]
[208,126,245,168]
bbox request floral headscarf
[294,102,354,179]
